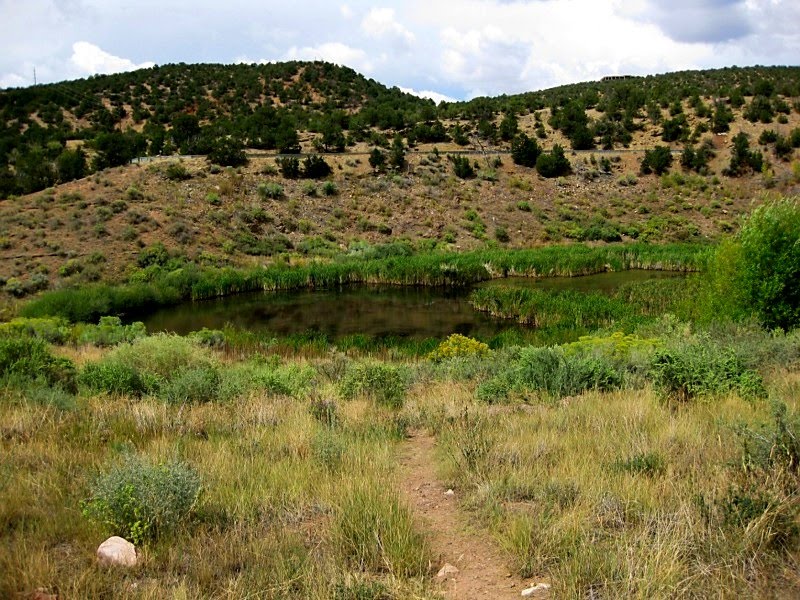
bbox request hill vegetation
[1,63,800,300]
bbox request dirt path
[399,431,550,599]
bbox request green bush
[733,198,800,330]
[0,317,70,344]
[74,316,147,347]
[79,361,149,397]
[339,362,408,408]
[110,334,215,382]
[257,182,284,199]
[158,365,221,404]
[650,339,767,401]
[82,455,201,545]
[0,336,76,391]
[477,345,623,402]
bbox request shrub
[164,162,190,181]
[612,451,666,477]
[477,345,622,402]
[79,360,148,397]
[640,146,673,175]
[427,334,490,363]
[650,339,766,402]
[322,181,338,196]
[339,362,408,408]
[495,226,510,243]
[74,316,147,347]
[0,317,70,344]
[0,336,76,391]
[108,334,216,382]
[733,198,800,330]
[82,455,201,545]
[257,182,284,199]
[535,145,571,177]
[448,155,475,178]
[302,154,332,178]
[158,365,221,404]
[208,137,247,167]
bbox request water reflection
[142,271,685,339]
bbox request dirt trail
[399,431,550,599]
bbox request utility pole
[33,68,37,86]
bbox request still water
[142,270,683,339]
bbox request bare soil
[399,430,550,599]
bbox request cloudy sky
[1,0,798,101]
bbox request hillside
[1,63,800,301]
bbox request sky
[1,0,798,101]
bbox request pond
[141,270,686,339]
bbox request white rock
[437,563,460,578]
[444,489,455,497]
[97,536,137,567]
[521,583,551,597]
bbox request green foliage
[702,199,800,330]
[726,132,763,176]
[0,336,76,391]
[427,334,490,363]
[302,154,332,179]
[535,145,571,177]
[322,181,338,196]
[82,455,201,545]
[612,451,666,477]
[73,316,147,346]
[477,345,623,402]
[276,156,300,179]
[641,146,673,175]
[164,161,191,181]
[368,147,386,171]
[733,198,800,330]
[258,182,284,199]
[650,339,766,402]
[339,362,408,408]
[448,154,475,178]
[79,360,148,397]
[208,137,247,167]
[0,317,71,344]
[511,133,541,167]
[159,365,221,404]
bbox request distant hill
[1,63,800,301]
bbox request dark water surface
[142,270,685,339]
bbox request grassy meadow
[2,199,800,598]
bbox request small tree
[535,145,571,178]
[207,137,247,167]
[640,146,673,175]
[389,135,406,171]
[727,132,763,176]
[368,147,386,172]
[448,155,475,178]
[302,154,332,179]
[276,156,301,179]
[511,133,541,167]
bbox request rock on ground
[96,536,137,567]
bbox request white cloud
[1,1,799,100]
[285,42,376,74]
[399,86,457,104]
[361,8,415,48]
[70,41,154,76]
